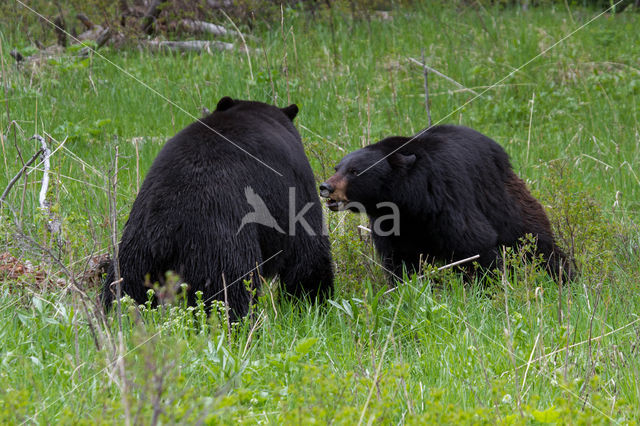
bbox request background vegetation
[1,0,639,423]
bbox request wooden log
[145,40,234,53]
[76,13,94,30]
[178,19,238,37]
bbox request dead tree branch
[144,40,234,53]
[0,148,44,204]
[421,48,432,127]
[178,19,238,37]
[408,57,480,97]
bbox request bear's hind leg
[279,239,334,303]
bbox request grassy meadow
[1,1,639,423]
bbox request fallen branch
[421,48,432,126]
[35,135,50,210]
[78,27,113,57]
[0,148,44,204]
[207,0,234,8]
[145,40,234,53]
[178,19,239,37]
[434,254,481,272]
[76,13,94,30]
[33,135,61,235]
[408,57,480,96]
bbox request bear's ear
[216,96,235,112]
[388,153,416,169]
[280,104,299,121]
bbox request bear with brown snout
[320,124,574,284]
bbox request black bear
[102,97,333,319]
[319,124,573,283]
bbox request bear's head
[215,96,299,121]
[319,139,416,212]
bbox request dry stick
[408,57,480,97]
[421,48,432,127]
[19,109,32,220]
[526,91,535,164]
[0,42,11,174]
[242,310,265,358]
[261,41,277,104]
[134,139,140,193]
[109,145,122,313]
[281,5,290,104]
[521,332,540,394]
[325,0,338,66]
[34,135,62,237]
[220,10,254,82]
[0,148,44,203]
[222,273,231,345]
[366,88,371,145]
[35,135,50,210]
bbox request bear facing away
[102,97,333,320]
[319,125,573,283]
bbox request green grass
[1,2,640,423]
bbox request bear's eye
[348,168,358,176]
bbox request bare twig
[242,310,265,357]
[526,91,535,164]
[0,42,12,172]
[521,333,540,394]
[421,49,432,127]
[34,135,51,210]
[436,254,480,272]
[222,273,231,344]
[408,57,480,96]
[0,148,44,203]
[108,145,123,323]
[281,5,290,104]
[220,10,254,81]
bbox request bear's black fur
[320,124,573,283]
[102,97,333,319]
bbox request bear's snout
[319,182,333,198]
